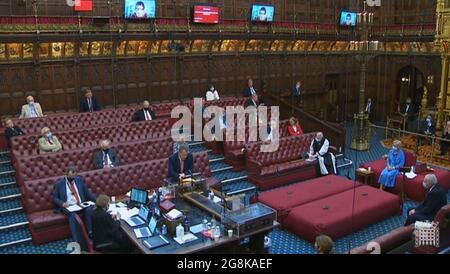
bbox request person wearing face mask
[421,115,435,136]
[92,194,133,253]
[205,85,220,102]
[309,132,337,176]
[133,100,156,122]
[20,95,43,118]
[404,174,447,226]
[378,140,405,191]
[38,127,62,154]
[53,166,96,242]
[93,139,120,169]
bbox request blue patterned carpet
[0,125,448,254]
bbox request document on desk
[406,171,417,180]
[189,224,203,234]
[66,204,83,212]
[167,209,183,220]
[119,207,139,220]
[174,233,198,245]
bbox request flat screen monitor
[193,5,220,24]
[74,0,93,12]
[340,11,357,27]
[130,187,149,205]
[138,206,150,221]
[124,0,156,19]
[251,4,275,22]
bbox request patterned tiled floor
[0,125,448,254]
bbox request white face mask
[29,101,34,105]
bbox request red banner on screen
[74,0,93,12]
[193,6,220,24]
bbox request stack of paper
[174,233,198,245]
[167,209,183,220]
[119,207,139,220]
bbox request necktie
[68,182,81,204]
[103,152,108,167]
[145,110,151,121]
[406,105,410,114]
[48,138,53,145]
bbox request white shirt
[250,87,256,95]
[365,103,371,113]
[206,90,220,101]
[65,180,80,206]
[103,151,112,167]
[144,110,152,121]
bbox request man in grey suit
[20,96,44,118]
[93,140,120,169]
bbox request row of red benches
[10,97,248,135]
[14,137,174,187]
[10,119,170,159]
[22,151,217,245]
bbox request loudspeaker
[92,17,110,25]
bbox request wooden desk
[355,169,375,187]
[120,198,279,254]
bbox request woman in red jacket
[288,117,303,137]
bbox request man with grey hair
[309,132,337,175]
[38,127,62,154]
[93,139,120,169]
[133,100,156,122]
[405,174,447,226]
[20,95,44,118]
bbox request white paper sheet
[66,204,83,212]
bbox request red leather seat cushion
[284,186,402,243]
[28,210,68,230]
[258,175,359,222]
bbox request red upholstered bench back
[16,137,173,184]
[22,151,210,214]
[404,150,417,167]
[11,119,170,157]
[246,133,316,166]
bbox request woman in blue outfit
[379,140,405,191]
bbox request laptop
[143,235,170,250]
[133,217,158,239]
[124,206,150,227]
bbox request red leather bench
[360,151,450,202]
[14,137,174,187]
[22,151,215,245]
[223,120,291,171]
[11,119,170,159]
[246,134,318,190]
[283,186,402,243]
[11,101,188,135]
[351,204,450,254]
[258,175,359,223]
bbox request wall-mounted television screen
[340,11,357,27]
[74,0,93,12]
[251,4,275,22]
[124,0,156,19]
[193,5,220,24]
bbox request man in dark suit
[53,166,96,242]
[246,94,262,108]
[401,97,417,132]
[93,139,120,169]
[405,174,447,226]
[79,89,101,113]
[92,194,133,253]
[133,100,156,122]
[168,144,194,183]
[364,98,375,123]
[421,115,435,136]
[4,118,24,142]
[292,81,303,104]
[243,78,258,97]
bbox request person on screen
[344,13,353,26]
[257,7,268,21]
[130,1,148,19]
